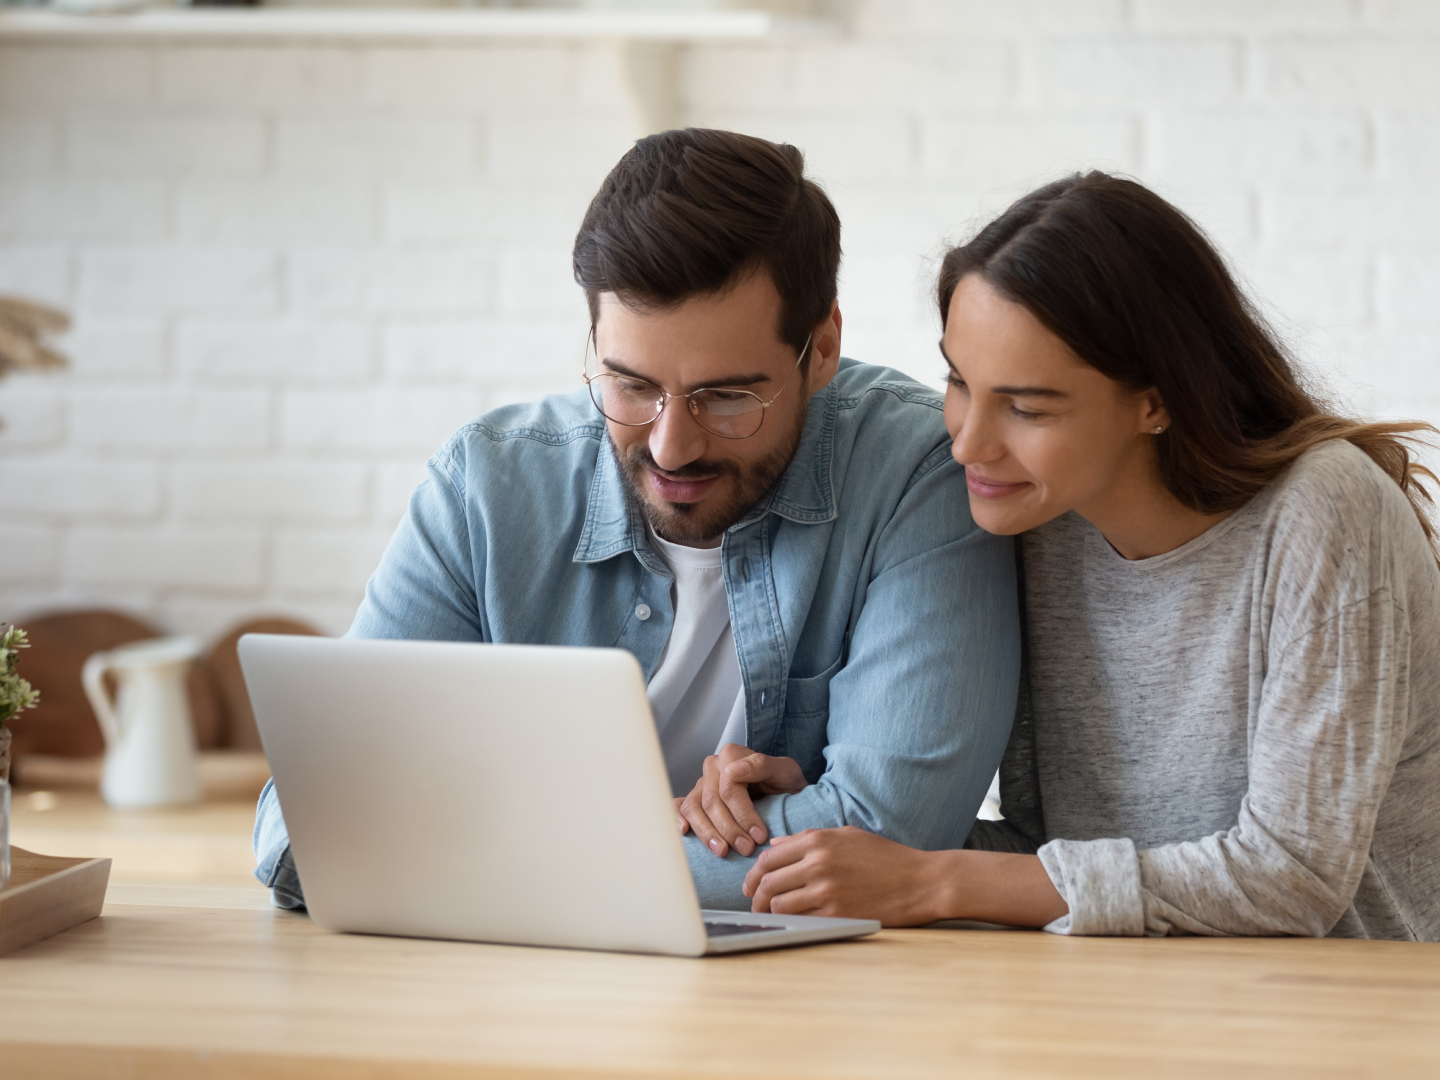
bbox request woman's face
[942,273,1167,537]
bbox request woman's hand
[741,826,959,926]
[675,743,807,858]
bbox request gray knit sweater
[967,440,1440,939]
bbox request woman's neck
[1076,453,1234,561]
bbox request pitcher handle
[81,652,123,748]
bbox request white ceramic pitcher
[82,637,202,809]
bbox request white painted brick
[0,380,65,449]
[698,113,918,183]
[1264,190,1440,249]
[65,115,266,177]
[1023,39,1240,108]
[70,528,265,590]
[1135,0,1359,32]
[374,461,428,525]
[790,43,1016,111]
[1138,179,1258,249]
[280,387,484,452]
[0,180,167,243]
[176,182,375,244]
[682,47,796,112]
[62,321,167,379]
[176,321,374,384]
[0,116,59,175]
[0,46,155,108]
[288,248,493,316]
[383,320,579,383]
[921,115,1139,186]
[1151,111,1372,189]
[0,461,161,519]
[173,461,368,523]
[1365,0,1440,30]
[1378,257,1440,328]
[488,113,636,182]
[0,527,63,585]
[273,527,393,594]
[1244,255,1374,329]
[383,184,590,244]
[498,246,589,318]
[274,115,481,178]
[1262,41,1440,107]
[0,246,72,307]
[857,0,1130,38]
[72,388,271,452]
[158,596,354,639]
[80,248,279,316]
[365,45,575,108]
[1377,112,1440,185]
[160,47,363,108]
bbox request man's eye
[1010,406,1044,420]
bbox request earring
[1153,425,1165,434]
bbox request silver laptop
[239,634,880,957]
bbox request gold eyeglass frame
[581,330,813,441]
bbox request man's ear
[805,301,843,395]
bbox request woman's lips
[965,471,1031,499]
[649,470,720,504]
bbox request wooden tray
[0,846,111,958]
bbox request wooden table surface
[4,789,1439,1079]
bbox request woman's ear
[1138,387,1171,435]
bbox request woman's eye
[944,373,967,391]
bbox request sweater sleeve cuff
[1037,837,1145,936]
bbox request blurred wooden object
[204,617,321,751]
[0,847,110,958]
[0,295,68,377]
[10,610,223,759]
[12,750,271,801]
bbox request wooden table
[3,789,1439,1078]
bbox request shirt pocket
[784,653,844,719]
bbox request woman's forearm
[928,849,1070,927]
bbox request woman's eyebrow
[991,385,1070,399]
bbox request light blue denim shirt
[255,358,1020,910]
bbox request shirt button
[635,603,651,621]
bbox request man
[255,128,1019,911]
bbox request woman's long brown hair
[937,171,1440,564]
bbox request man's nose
[648,396,709,472]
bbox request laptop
[238,634,880,957]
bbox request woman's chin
[968,494,1051,536]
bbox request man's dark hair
[573,128,841,356]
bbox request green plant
[0,626,39,729]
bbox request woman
[740,172,1440,938]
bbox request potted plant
[0,626,39,785]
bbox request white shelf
[0,7,839,43]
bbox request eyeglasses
[582,331,812,440]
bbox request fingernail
[735,837,753,856]
[709,839,724,855]
[749,827,766,844]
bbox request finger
[679,792,729,858]
[718,761,769,847]
[674,798,689,834]
[767,885,830,917]
[742,835,810,897]
[699,756,755,856]
[749,861,818,913]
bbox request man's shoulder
[830,358,946,415]
[827,359,952,479]
[435,388,605,471]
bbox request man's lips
[649,469,721,503]
[965,470,1031,499]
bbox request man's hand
[675,743,806,858]
[741,826,956,926]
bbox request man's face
[593,271,838,548]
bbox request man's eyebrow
[600,356,774,391]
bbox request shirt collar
[573,379,839,565]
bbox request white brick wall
[1,0,1437,639]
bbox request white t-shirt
[644,528,747,797]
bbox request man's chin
[640,494,734,547]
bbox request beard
[614,400,808,547]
